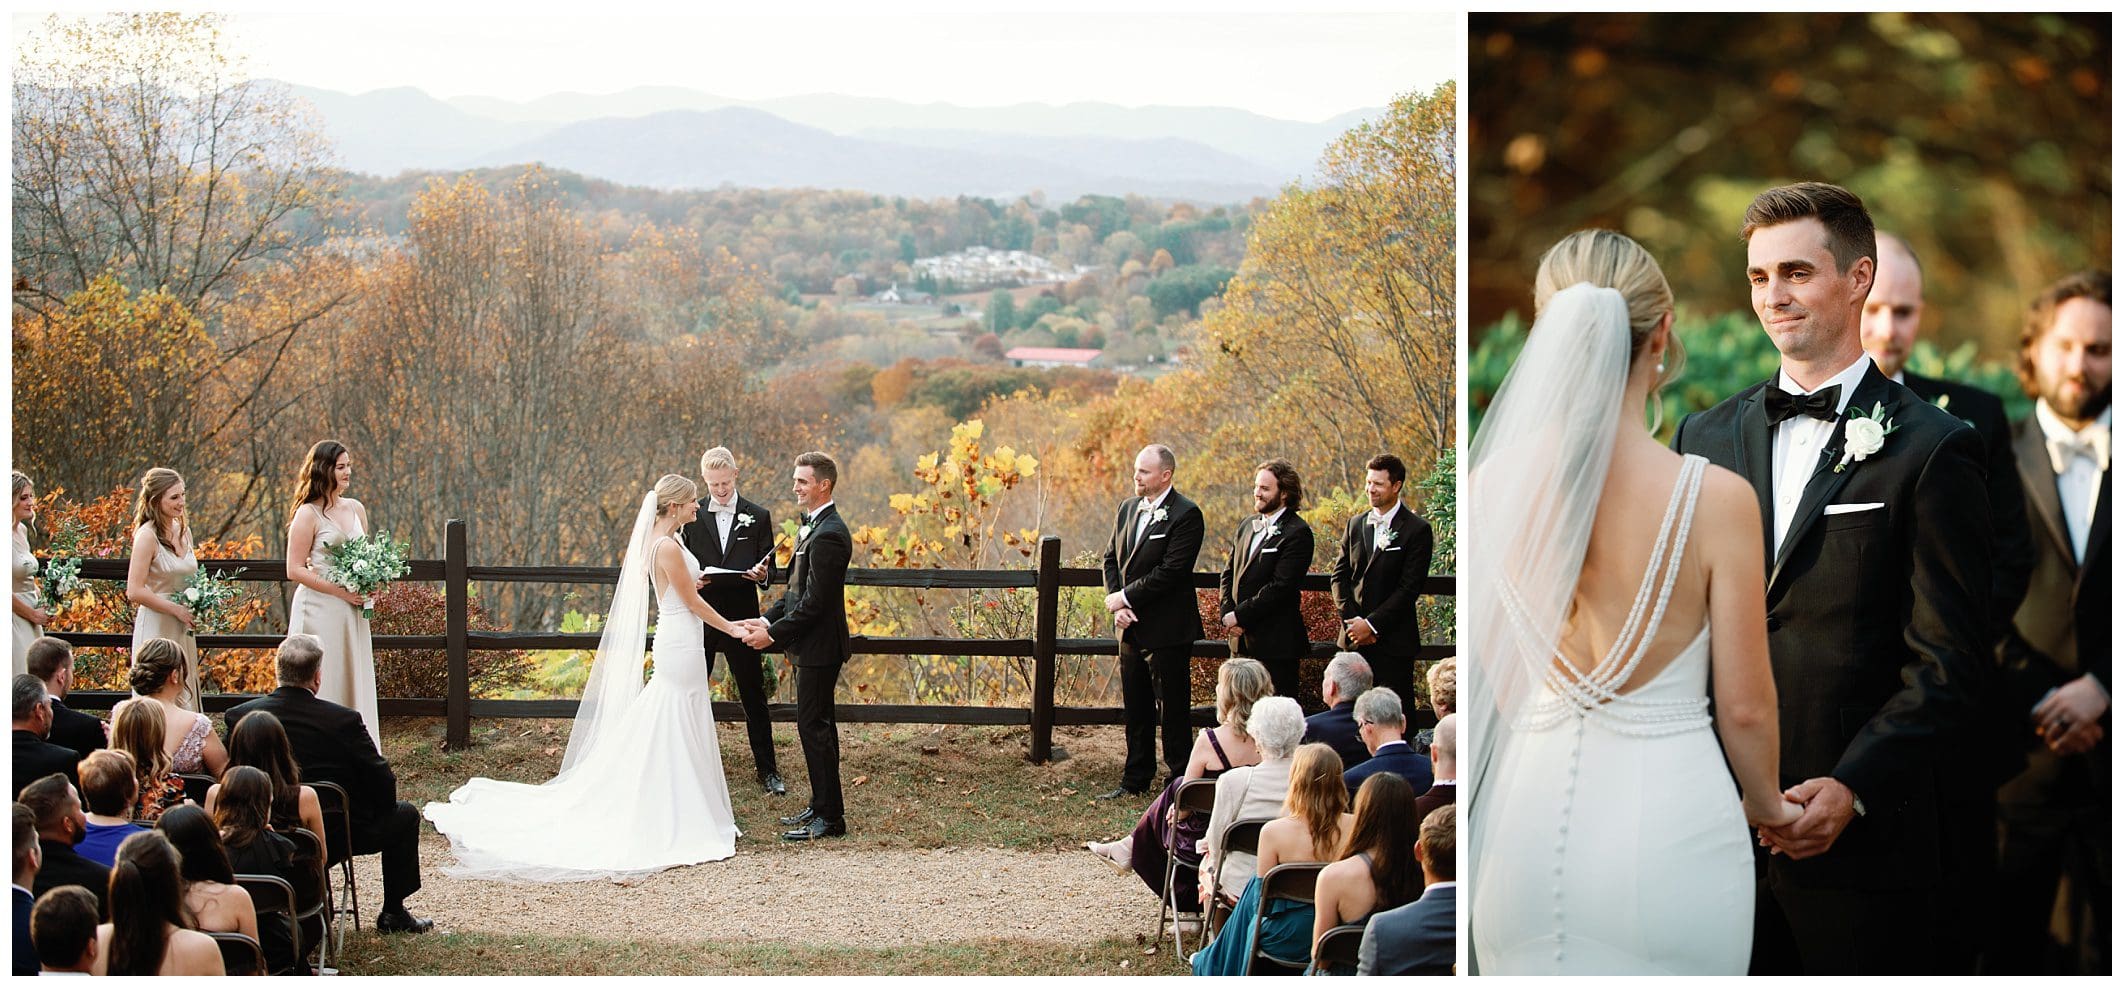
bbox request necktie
[1765,385,1842,425]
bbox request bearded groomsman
[1218,459,1316,704]
[1330,454,1433,721]
[1099,444,1205,799]
[680,446,783,795]
[1996,270,2111,975]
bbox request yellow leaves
[915,452,939,473]
[1015,454,1040,477]
[888,493,916,514]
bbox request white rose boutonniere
[798,522,813,542]
[1150,507,1168,524]
[1374,525,1398,551]
[1262,524,1279,541]
[736,513,755,529]
[1835,401,1899,473]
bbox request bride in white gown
[424,474,743,881]
[1466,231,1803,973]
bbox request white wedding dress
[1472,455,1753,973]
[1466,284,1752,974]
[424,518,740,882]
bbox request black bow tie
[1765,385,1842,425]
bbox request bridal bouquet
[34,520,88,615]
[325,532,411,619]
[178,567,246,633]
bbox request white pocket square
[1823,502,1885,515]
[1148,533,1168,540]
[1260,547,1280,553]
[1381,545,1404,552]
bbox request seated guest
[108,698,186,822]
[1312,772,1424,971]
[93,831,223,975]
[1359,804,1455,975]
[25,639,105,761]
[1199,696,1307,909]
[1410,713,1457,824]
[207,709,329,843]
[13,674,77,788]
[1085,657,1272,896]
[212,766,303,972]
[1343,687,1431,796]
[73,750,146,867]
[17,775,105,911]
[158,806,259,943]
[226,634,431,933]
[129,639,227,777]
[1412,655,1454,750]
[30,885,99,975]
[1303,652,1374,769]
[1192,743,1354,975]
[13,804,37,976]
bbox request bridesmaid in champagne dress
[285,440,381,747]
[12,472,51,676]
[127,468,201,708]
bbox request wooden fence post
[445,519,470,751]
[1029,535,1061,764]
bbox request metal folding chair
[1205,817,1271,941]
[1154,778,1221,961]
[287,826,332,969]
[1247,861,1326,974]
[310,781,361,937]
[233,873,302,975]
[1307,922,1367,975]
[177,772,215,805]
[207,930,265,976]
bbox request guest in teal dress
[1191,742,1353,975]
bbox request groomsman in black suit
[1671,183,1992,974]
[23,640,103,763]
[1861,232,2037,971]
[680,446,783,795]
[1217,459,1315,703]
[1329,454,1433,721]
[742,452,853,841]
[1995,270,2111,975]
[12,677,77,789]
[1099,444,1206,799]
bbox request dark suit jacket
[14,730,78,790]
[1998,412,2111,808]
[1303,702,1371,770]
[764,504,851,668]
[1359,882,1455,975]
[1410,781,1456,826]
[679,494,773,623]
[225,687,398,835]
[1101,489,1207,651]
[1673,363,1992,890]
[1344,739,1431,795]
[44,700,105,763]
[1217,512,1314,659]
[31,841,107,912]
[13,885,34,976]
[1329,504,1432,655]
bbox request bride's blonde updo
[653,474,699,517]
[1532,229,1686,387]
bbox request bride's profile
[423,474,743,881]
[1466,230,1802,973]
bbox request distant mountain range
[283,82,1377,202]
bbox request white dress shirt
[1119,487,1173,609]
[1368,501,1402,540]
[1249,506,1287,556]
[2035,401,2110,563]
[706,493,738,550]
[1770,354,1873,550]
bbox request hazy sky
[13,8,1460,122]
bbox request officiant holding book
[681,446,784,795]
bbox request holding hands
[2034,674,2108,756]
[732,617,773,649]
[1753,776,1855,860]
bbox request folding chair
[1205,817,1272,943]
[1307,922,1367,975]
[310,780,361,936]
[177,773,215,805]
[1154,778,1221,961]
[235,872,303,975]
[207,930,265,976]
[1238,861,1327,974]
[287,827,332,969]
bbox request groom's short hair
[275,634,325,687]
[700,446,736,474]
[1740,182,1876,275]
[795,451,838,491]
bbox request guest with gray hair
[1343,686,1431,796]
[1411,713,1456,823]
[12,674,75,788]
[1197,696,1306,906]
[1303,652,1374,769]
[1413,655,1455,750]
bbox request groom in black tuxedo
[1217,458,1315,702]
[1330,453,1434,721]
[1671,183,1992,974]
[742,452,852,840]
[679,446,783,795]
[1099,443,1205,798]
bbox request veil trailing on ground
[554,490,659,782]
[1464,282,1632,969]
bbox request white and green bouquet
[179,567,246,633]
[34,519,88,615]
[325,532,410,619]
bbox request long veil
[553,490,659,782]
[1464,283,1632,969]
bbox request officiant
[682,446,785,795]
